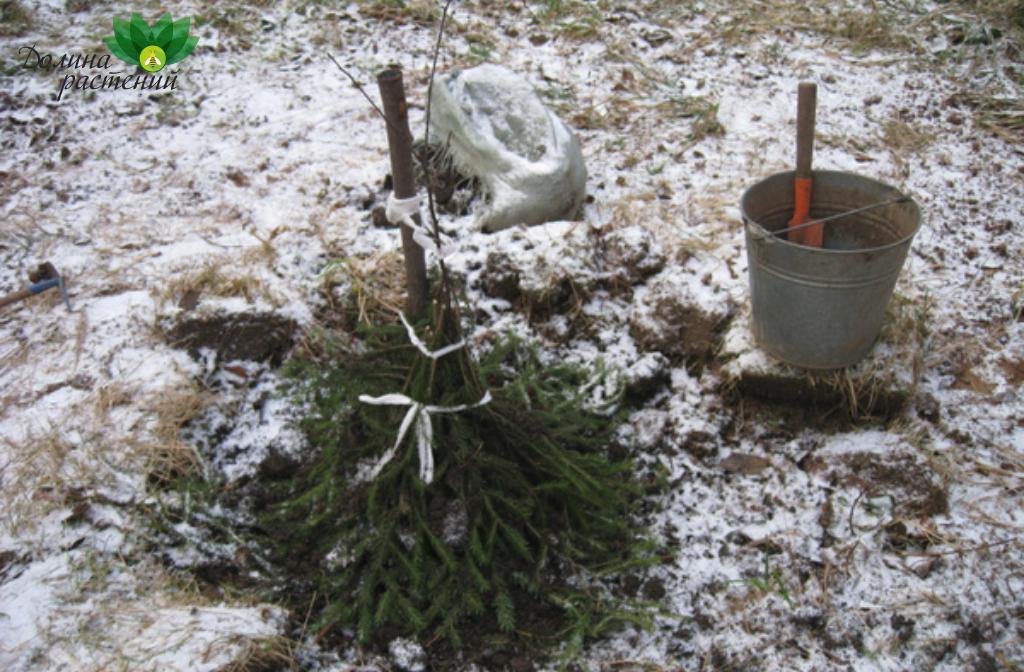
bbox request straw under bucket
[741,170,921,369]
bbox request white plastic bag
[428,64,587,232]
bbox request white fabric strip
[362,193,481,483]
[385,193,422,225]
[399,312,466,360]
[358,391,493,484]
[385,192,455,258]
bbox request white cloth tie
[362,197,480,484]
[385,193,455,258]
[400,312,466,360]
[358,391,492,484]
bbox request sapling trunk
[378,66,429,319]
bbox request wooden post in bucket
[377,66,429,319]
[788,82,821,248]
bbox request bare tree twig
[327,53,387,121]
[894,537,1019,558]
[422,0,456,240]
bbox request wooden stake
[377,66,429,319]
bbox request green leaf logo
[104,12,199,72]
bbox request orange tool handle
[788,82,822,247]
[792,177,813,224]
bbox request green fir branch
[255,311,670,656]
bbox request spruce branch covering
[268,305,662,652]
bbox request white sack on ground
[428,64,587,232]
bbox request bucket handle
[763,195,912,239]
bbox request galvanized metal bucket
[741,170,921,369]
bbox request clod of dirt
[478,222,602,315]
[178,289,202,311]
[481,250,521,302]
[166,312,298,364]
[618,573,642,597]
[512,657,535,672]
[952,364,996,394]
[257,449,300,481]
[916,392,942,423]
[891,613,915,643]
[642,577,667,600]
[370,204,390,228]
[1002,357,1024,387]
[805,431,949,518]
[678,429,718,460]
[790,608,827,631]
[630,269,731,359]
[624,351,670,402]
[602,224,666,285]
[718,452,771,475]
[731,369,912,419]
[225,169,250,188]
[0,550,23,579]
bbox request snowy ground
[1,1,1023,670]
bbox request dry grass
[812,4,920,53]
[660,0,921,56]
[157,242,289,314]
[0,432,75,535]
[164,259,266,307]
[34,548,297,672]
[357,0,439,25]
[570,96,638,132]
[320,249,406,326]
[956,0,1024,30]
[149,380,210,442]
[931,1,1024,138]
[142,383,210,488]
[0,0,32,37]
[534,0,609,37]
[972,94,1024,138]
[0,347,202,529]
[214,635,298,672]
[141,438,206,490]
[880,118,935,157]
[878,291,930,366]
[0,377,210,532]
[654,95,726,146]
[0,355,290,667]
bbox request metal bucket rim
[741,170,922,256]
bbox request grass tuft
[357,0,439,25]
[319,250,406,327]
[0,1,31,37]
